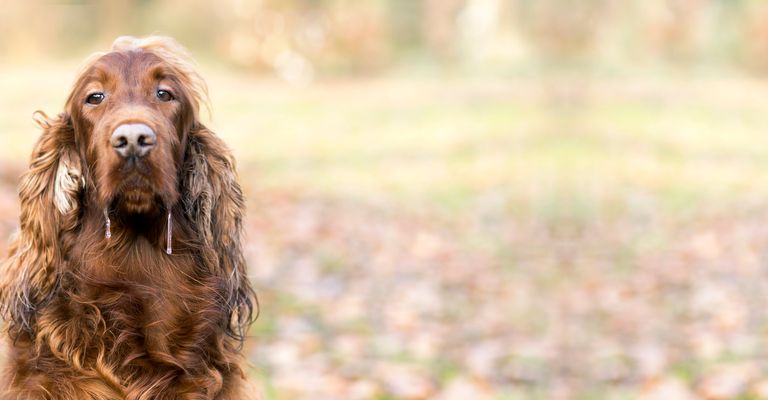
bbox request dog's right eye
[86,93,105,105]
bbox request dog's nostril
[137,134,156,147]
[115,136,128,148]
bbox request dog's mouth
[117,153,153,175]
[113,174,162,215]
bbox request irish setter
[0,37,256,399]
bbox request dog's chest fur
[26,220,230,386]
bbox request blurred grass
[222,72,768,228]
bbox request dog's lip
[118,157,153,175]
[122,188,152,198]
[118,172,151,188]
[112,174,155,203]
[116,184,153,199]
[112,187,160,215]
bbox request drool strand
[104,208,111,239]
[166,211,172,255]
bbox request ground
[2,66,768,399]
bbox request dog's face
[67,50,196,215]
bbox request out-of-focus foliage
[7,0,768,78]
[0,0,517,79]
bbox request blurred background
[6,0,768,399]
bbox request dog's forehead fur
[67,36,209,119]
[88,51,166,86]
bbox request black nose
[111,124,156,158]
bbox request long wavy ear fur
[0,113,82,335]
[182,125,255,343]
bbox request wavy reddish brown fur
[0,37,256,399]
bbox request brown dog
[0,36,255,399]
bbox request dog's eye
[156,89,174,102]
[85,92,105,105]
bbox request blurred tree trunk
[742,1,768,74]
[97,0,133,46]
[515,0,607,65]
[1,2,50,62]
[647,0,707,64]
[423,0,466,62]
[388,0,424,52]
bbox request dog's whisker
[104,208,111,240]
[166,210,172,255]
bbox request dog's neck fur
[76,201,191,279]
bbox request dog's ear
[182,124,255,342]
[0,113,82,334]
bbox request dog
[0,36,256,399]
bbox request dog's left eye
[156,89,174,102]
[85,92,105,105]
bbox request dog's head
[66,36,207,215]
